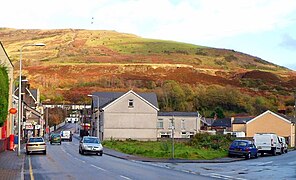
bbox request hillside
[1,28,295,116]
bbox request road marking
[202,173,246,180]
[28,156,35,180]
[256,161,273,166]
[120,175,132,180]
[90,164,107,172]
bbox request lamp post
[87,94,100,139]
[18,43,45,156]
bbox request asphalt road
[23,123,212,180]
[156,148,296,180]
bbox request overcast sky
[1,0,296,70]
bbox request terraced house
[0,42,14,141]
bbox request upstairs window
[157,119,164,129]
[181,119,185,130]
[128,99,134,108]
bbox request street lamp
[18,43,46,156]
[87,94,100,139]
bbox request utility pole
[171,116,175,159]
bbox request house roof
[211,118,232,127]
[232,117,254,124]
[247,110,292,124]
[91,90,159,110]
[158,112,199,117]
[0,41,13,68]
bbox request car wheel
[245,153,251,159]
[43,150,46,155]
[254,153,258,158]
[26,151,30,155]
[100,153,103,156]
[228,153,233,158]
[272,149,276,156]
[260,152,264,156]
[79,148,81,154]
[285,149,288,153]
[81,150,84,155]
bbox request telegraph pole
[171,116,175,159]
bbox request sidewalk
[0,149,24,180]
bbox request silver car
[79,136,103,156]
[26,137,46,155]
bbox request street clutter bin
[9,134,14,151]
[14,135,18,144]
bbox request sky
[1,0,296,70]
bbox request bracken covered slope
[0,28,295,114]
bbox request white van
[253,133,282,156]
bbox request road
[156,149,296,180]
[23,123,211,180]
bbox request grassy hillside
[1,28,295,116]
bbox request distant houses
[87,90,296,147]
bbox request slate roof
[91,91,158,109]
[211,118,232,127]
[232,117,254,124]
[158,112,198,117]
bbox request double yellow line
[28,156,35,180]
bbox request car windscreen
[29,138,44,143]
[52,134,60,138]
[83,138,99,144]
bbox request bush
[0,66,9,127]
[187,133,234,150]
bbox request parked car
[253,133,282,156]
[228,140,258,159]
[26,137,46,155]
[60,130,72,141]
[79,136,103,156]
[278,136,288,154]
[50,133,62,145]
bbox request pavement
[0,148,24,180]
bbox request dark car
[50,133,62,145]
[228,140,258,159]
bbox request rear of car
[60,130,72,141]
[26,137,46,155]
[79,136,103,156]
[228,140,258,159]
[278,136,288,154]
[50,133,62,145]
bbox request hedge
[0,66,9,127]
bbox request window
[157,119,164,129]
[181,119,185,130]
[168,119,174,129]
[128,99,134,108]
[181,132,187,138]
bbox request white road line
[202,173,247,180]
[120,175,132,180]
[90,164,107,172]
[256,161,273,166]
